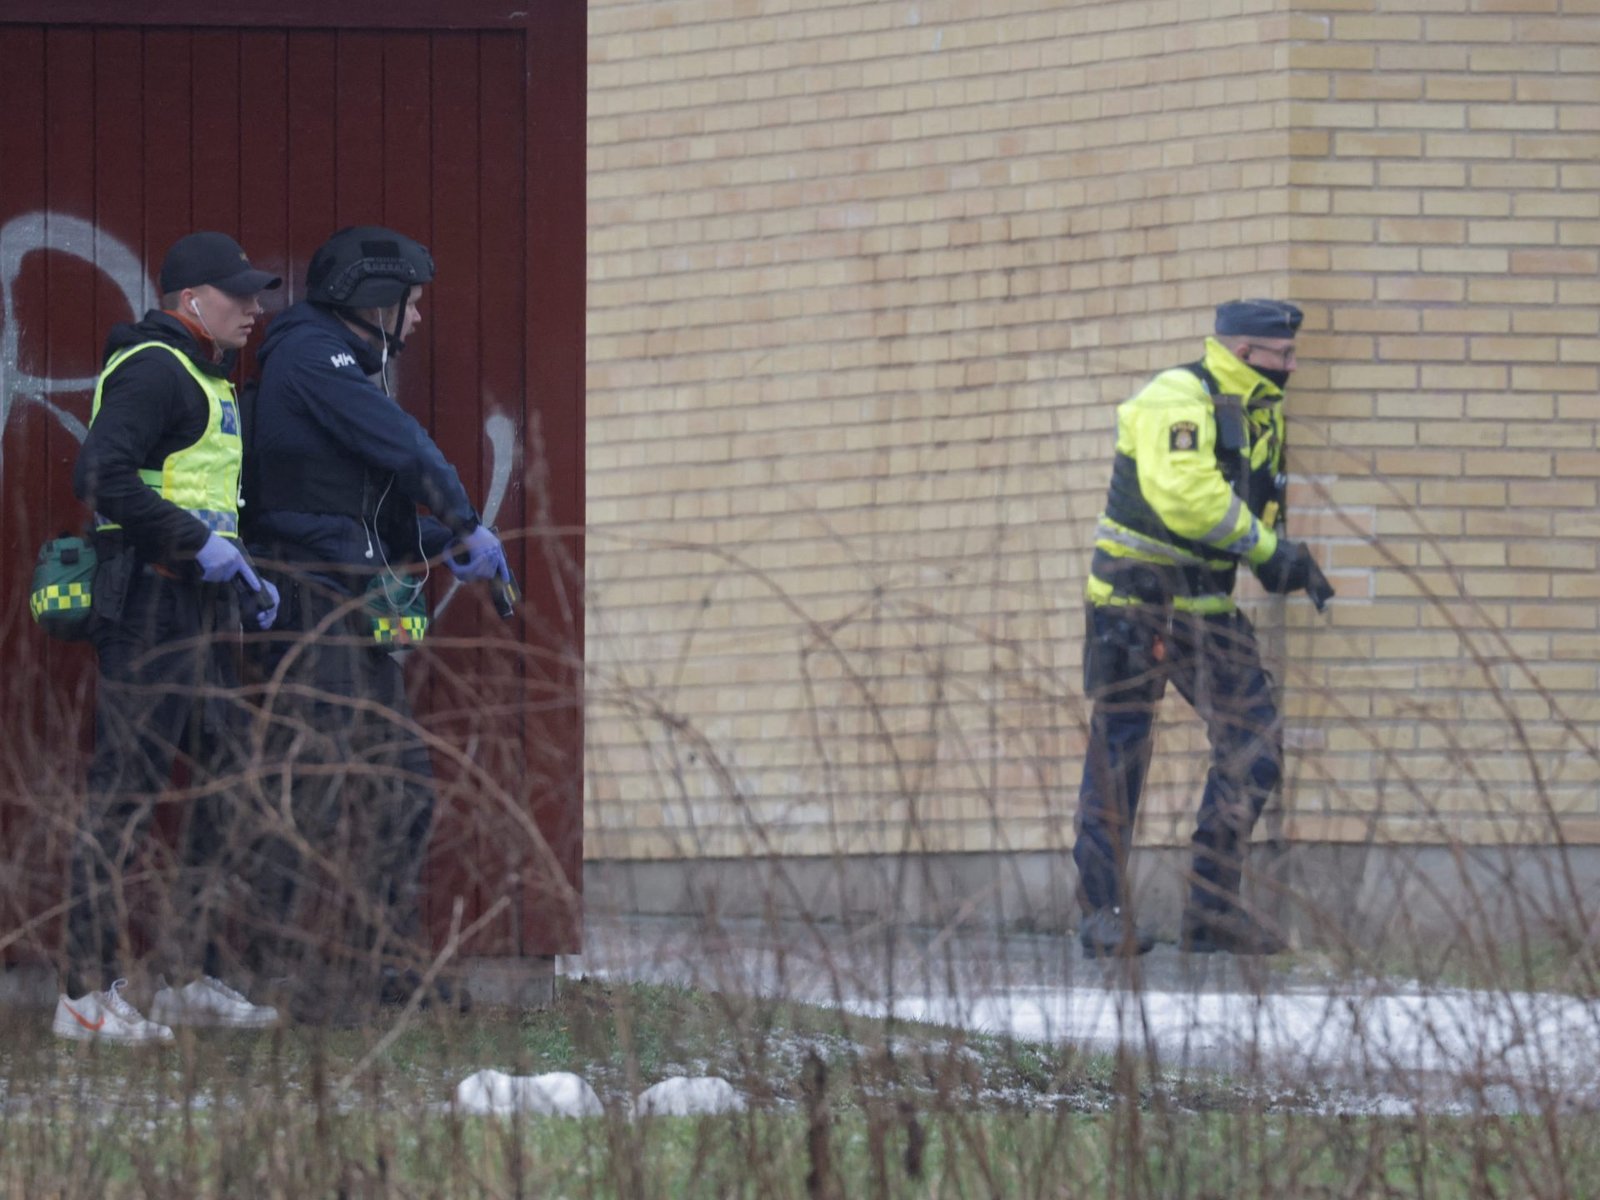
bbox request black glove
[1254,540,1335,611]
[1304,557,1335,613]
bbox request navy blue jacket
[244,302,478,573]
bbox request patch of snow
[454,1070,603,1118]
[566,916,1600,1115]
[845,984,1600,1111]
[635,1076,746,1117]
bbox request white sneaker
[52,979,175,1044]
[150,976,280,1029]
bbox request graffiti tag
[0,210,516,616]
[0,211,148,463]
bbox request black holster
[1083,607,1167,697]
[88,536,138,626]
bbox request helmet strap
[342,309,407,356]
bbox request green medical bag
[365,572,430,646]
[30,534,97,641]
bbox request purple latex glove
[255,578,281,630]
[448,524,509,583]
[196,531,262,588]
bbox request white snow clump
[455,1069,603,1117]
[635,1076,746,1117]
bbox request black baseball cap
[1215,298,1303,338]
[159,232,282,297]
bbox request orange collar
[164,309,221,362]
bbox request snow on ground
[566,914,1600,1115]
[635,1076,747,1117]
[845,982,1600,1082]
[455,1070,604,1117]
[453,1069,746,1118]
[842,983,1600,1108]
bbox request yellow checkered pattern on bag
[30,582,91,621]
[371,615,429,645]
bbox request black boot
[1079,907,1156,958]
[1180,906,1286,956]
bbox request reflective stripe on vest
[89,342,242,537]
[1085,566,1238,615]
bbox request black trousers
[247,568,437,1004]
[1074,605,1283,916]
[65,559,250,996]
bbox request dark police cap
[160,232,282,297]
[1215,298,1303,338]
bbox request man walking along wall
[61,232,282,1043]
[585,0,1600,937]
[1075,299,1332,959]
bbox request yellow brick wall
[585,0,1600,862]
[1282,1,1600,845]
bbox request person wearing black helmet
[243,225,506,1019]
[1073,299,1335,960]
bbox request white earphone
[190,297,202,317]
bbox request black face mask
[1240,349,1291,390]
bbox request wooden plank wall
[0,11,584,960]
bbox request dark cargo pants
[66,553,251,996]
[1073,604,1283,917]
[247,569,436,1013]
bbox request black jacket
[72,311,234,566]
[244,302,478,573]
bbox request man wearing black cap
[57,232,284,1042]
[1073,298,1335,959]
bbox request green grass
[3,977,1598,1196]
[6,1099,1600,1198]
[1302,933,1600,997]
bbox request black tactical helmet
[304,225,435,310]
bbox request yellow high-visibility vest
[89,341,242,537]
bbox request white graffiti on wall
[436,410,514,618]
[0,211,148,459]
[0,210,517,605]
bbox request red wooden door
[0,3,584,961]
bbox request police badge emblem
[1169,421,1198,451]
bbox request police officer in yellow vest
[57,233,284,1043]
[1075,299,1334,960]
